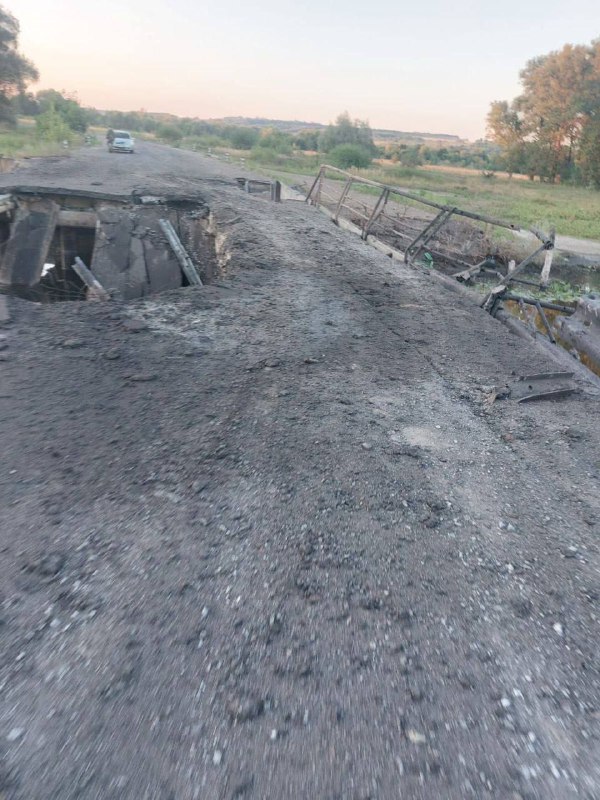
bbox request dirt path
[0,144,599,800]
[554,234,600,260]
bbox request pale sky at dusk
[13,0,600,140]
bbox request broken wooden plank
[72,257,110,301]
[0,198,59,286]
[158,219,203,286]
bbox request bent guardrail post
[335,178,354,224]
[362,188,389,240]
[306,167,324,205]
[405,208,454,264]
[539,227,556,287]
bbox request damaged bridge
[0,187,217,301]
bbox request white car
[108,130,135,153]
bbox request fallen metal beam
[509,372,576,403]
[158,219,203,286]
[72,257,110,301]
[503,294,575,314]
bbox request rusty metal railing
[305,164,554,286]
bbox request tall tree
[486,100,526,177]
[487,39,600,184]
[517,44,591,180]
[36,89,88,132]
[0,5,38,124]
[319,112,375,154]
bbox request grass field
[232,150,600,241]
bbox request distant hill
[372,128,462,143]
[211,116,462,143]
[210,116,326,133]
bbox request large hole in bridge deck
[0,191,218,303]
[39,225,97,301]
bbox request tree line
[487,39,600,187]
[3,2,599,185]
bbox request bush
[229,127,259,150]
[157,124,183,143]
[257,130,292,154]
[329,144,372,169]
[248,146,280,164]
[35,108,73,142]
[399,146,422,167]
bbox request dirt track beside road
[0,143,599,799]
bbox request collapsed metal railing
[305,165,572,340]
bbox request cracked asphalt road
[0,143,599,799]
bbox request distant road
[555,233,600,261]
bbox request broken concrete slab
[125,236,149,300]
[142,234,182,294]
[89,205,135,297]
[0,198,59,287]
[0,295,10,325]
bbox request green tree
[157,123,183,143]
[0,5,38,125]
[319,112,375,154]
[487,40,600,184]
[228,126,259,149]
[35,107,72,142]
[399,145,422,167]
[517,43,592,180]
[329,143,372,169]
[486,100,525,177]
[11,90,39,116]
[257,128,292,154]
[37,89,88,132]
[578,118,600,187]
[293,129,320,151]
